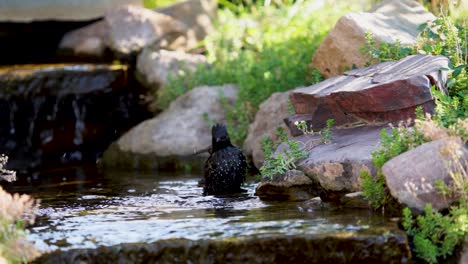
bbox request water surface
[16,168,388,252]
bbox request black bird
[203,123,247,195]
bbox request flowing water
[17,167,394,253]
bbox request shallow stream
[14,167,395,253]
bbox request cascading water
[0,64,152,176]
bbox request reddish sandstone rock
[286,55,449,136]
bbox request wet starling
[203,123,247,195]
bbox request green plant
[320,119,334,143]
[432,86,468,127]
[372,125,429,169]
[360,32,413,66]
[260,127,307,179]
[360,170,386,209]
[294,120,313,135]
[402,204,467,264]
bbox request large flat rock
[287,55,449,135]
[312,0,435,78]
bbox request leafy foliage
[372,125,428,170]
[259,127,307,179]
[402,205,467,264]
[360,170,386,209]
[320,119,335,143]
[432,86,468,127]
[360,32,412,65]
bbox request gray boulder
[157,0,217,50]
[291,126,384,200]
[243,91,292,169]
[105,5,187,57]
[382,137,467,212]
[59,21,109,59]
[102,85,238,170]
[312,0,435,78]
[136,48,207,93]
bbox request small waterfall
[72,97,86,146]
[27,96,46,147]
[9,101,17,135]
[0,63,151,171]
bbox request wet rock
[312,0,435,78]
[382,137,467,212]
[255,170,318,201]
[286,55,449,135]
[289,126,385,200]
[243,91,292,169]
[302,192,371,211]
[0,64,151,171]
[105,5,187,59]
[136,48,207,96]
[157,0,217,50]
[0,0,141,22]
[58,20,110,60]
[34,226,411,264]
[101,85,238,171]
[340,192,372,209]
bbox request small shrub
[360,32,412,66]
[402,204,467,264]
[360,170,386,209]
[260,127,307,179]
[320,119,334,144]
[294,120,313,135]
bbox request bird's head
[211,123,232,150]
